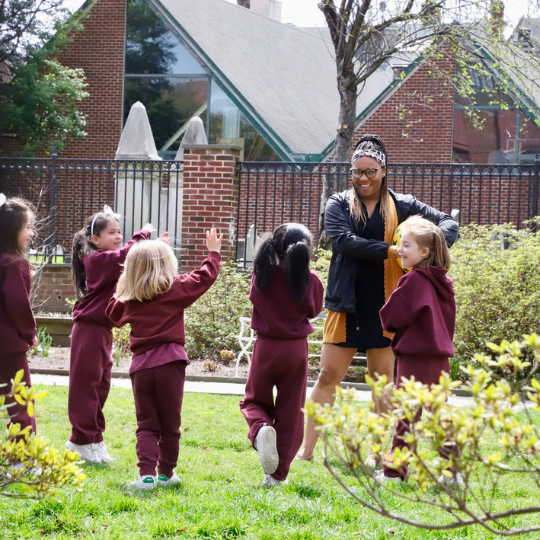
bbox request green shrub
[185,262,251,359]
[312,247,331,289]
[29,327,53,357]
[112,325,131,366]
[450,220,540,364]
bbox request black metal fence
[1,155,538,265]
[236,158,540,265]
[0,156,183,262]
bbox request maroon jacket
[106,252,221,356]
[72,230,151,327]
[0,254,36,355]
[249,268,324,339]
[379,266,455,359]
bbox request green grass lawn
[2,385,539,539]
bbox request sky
[222,0,538,30]
[62,0,539,30]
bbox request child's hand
[142,223,156,234]
[32,337,38,350]
[206,229,223,253]
[158,232,171,244]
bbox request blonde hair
[115,240,178,302]
[400,215,451,270]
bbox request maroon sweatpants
[383,355,459,479]
[0,352,36,437]
[130,361,186,477]
[68,321,113,445]
[240,336,308,481]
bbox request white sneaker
[373,470,401,483]
[254,425,279,475]
[131,475,155,490]
[438,472,464,486]
[93,442,113,463]
[65,440,101,463]
[157,473,181,487]
[262,474,289,487]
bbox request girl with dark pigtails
[240,223,324,486]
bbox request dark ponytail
[253,223,313,303]
[253,233,278,292]
[283,240,310,303]
[71,211,117,299]
[72,230,88,299]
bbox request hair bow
[91,205,121,235]
[0,193,6,208]
[103,205,121,220]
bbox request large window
[124,0,280,161]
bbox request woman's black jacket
[324,188,459,313]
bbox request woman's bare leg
[297,344,356,459]
[366,346,395,414]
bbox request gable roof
[150,0,394,160]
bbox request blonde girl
[106,229,222,490]
[375,215,459,484]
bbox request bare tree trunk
[319,71,358,247]
[333,73,358,169]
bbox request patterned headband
[0,193,6,208]
[90,205,121,236]
[351,148,386,168]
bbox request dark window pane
[126,0,206,75]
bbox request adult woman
[296,134,459,464]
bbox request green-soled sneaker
[131,475,155,490]
[157,473,181,487]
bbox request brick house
[14,0,532,165]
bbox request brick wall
[33,265,75,314]
[352,48,456,164]
[180,145,242,271]
[57,0,126,159]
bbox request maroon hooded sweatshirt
[379,266,455,360]
[249,269,325,339]
[106,252,221,356]
[0,254,36,355]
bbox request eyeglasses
[350,168,379,179]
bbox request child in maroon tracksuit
[106,229,222,490]
[0,195,37,439]
[67,207,154,464]
[376,215,460,484]
[240,223,324,487]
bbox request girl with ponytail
[240,223,324,487]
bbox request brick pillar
[181,145,242,271]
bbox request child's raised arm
[142,223,156,235]
[206,229,223,253]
